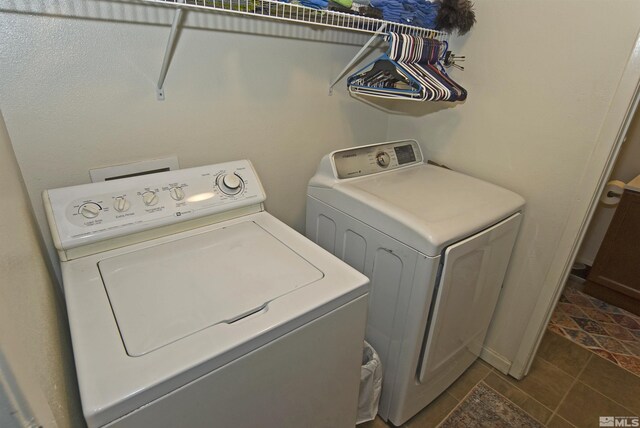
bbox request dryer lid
[98,221,323,356]
[310,164,525,256]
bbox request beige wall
[386,0,640,371]
[578,108,640,265]
[0,1,389,281]
[2,0,640,412]
[0,110,84,426]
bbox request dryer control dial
[80,202,101,219]
[142,191,159,206]
[219,173,243,195]
[376,151,391,168]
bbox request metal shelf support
[328,22,387,96]
[140,0,447,100]
[157,1,185,100]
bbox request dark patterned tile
[602,322,636,341]
[589,299,623,314]
[547,324,565,337]
[622,341,640,357]
[557,303,587,318]
[610,313,640,330]
[563,328,599,348]
[611,354,640,377]
[592,334,631,355]
[571,317,607,335]
[579,306,613,323]
[565,293,595,308]
[617,306,640,321]
[551,313,580,330]
[439,382,543,428]
[550,282,640,377]
[587,348,618,364]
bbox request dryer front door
[418,213,522,383]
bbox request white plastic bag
[356,341,383,424]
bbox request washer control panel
[44,160,265,250]
[332,140,423,179]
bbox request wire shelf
[139,0,448,40]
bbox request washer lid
[98,221,323,356]
[310,164,524,256]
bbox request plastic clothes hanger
[388,33,450,101]
[347,53,424,99]
[347,32,467,102]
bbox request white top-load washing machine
[43,160,369,428]
[306,140,525,426]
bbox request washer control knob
[376,151,391,168]
[219,173,243,195]
[113,197,130,212]
[169,186,185,201]
[80,202,101,219]
[142,191,159,206]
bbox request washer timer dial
[218,173,244,195]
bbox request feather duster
[435,0,476,35]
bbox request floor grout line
[550,283,640,377]
[480,378,549,426]
[487,366,556,417]
[535,348,588,380]
[431,364,492,427]
[573,379,639,417]
[547,353,592,425]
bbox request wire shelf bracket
[138,0,448,100]
[328,22,387,96]
[156,1,185,100]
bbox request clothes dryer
[306,140,524,425]
[44,160,369,428]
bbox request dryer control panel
[331,140,423,179]
[44,160,266,251]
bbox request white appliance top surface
[310,164,525,255]
[44,159,266,254]
[61,212,368,427]
[100,221,323,357]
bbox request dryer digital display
[394,145,416,165]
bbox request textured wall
[386,0,640,372]
[0,110,84,427]
[0,1,390,282]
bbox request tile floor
[547,279,640,376]
[358,331,640,428]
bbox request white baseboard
[480,345,512,376]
